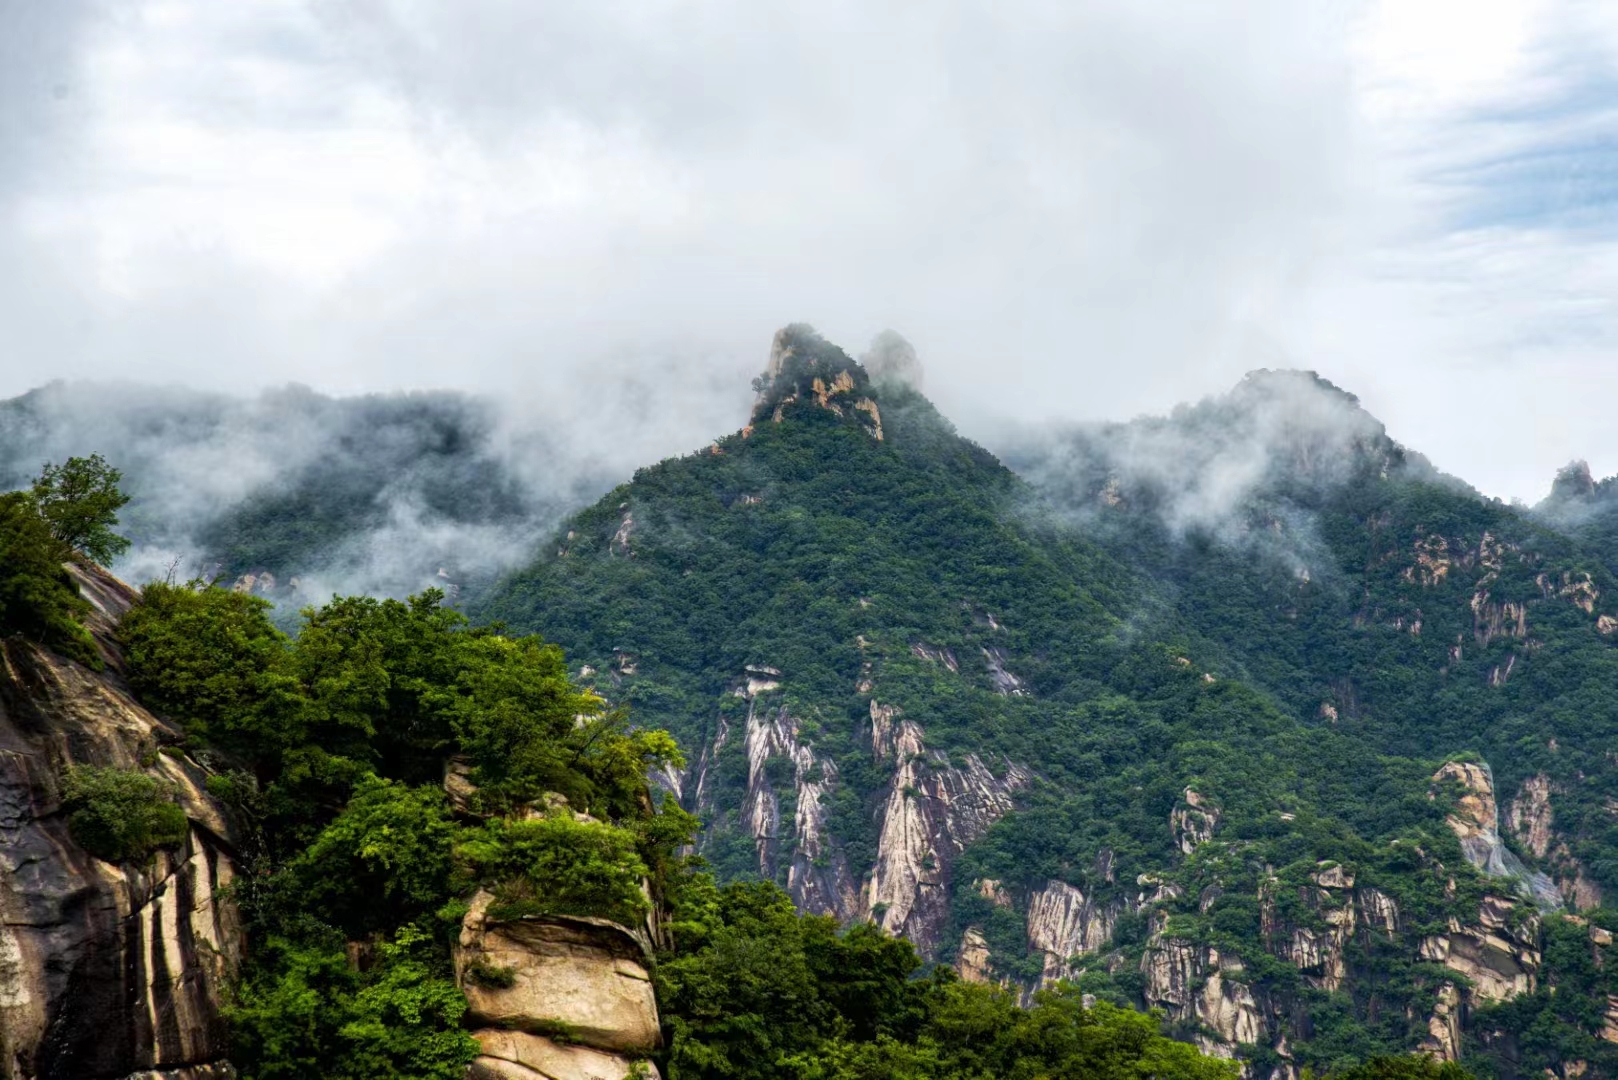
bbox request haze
[3,1,1617,501]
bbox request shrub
[60,765,188,862]
[457,813,651,925]
[0,492,96,666]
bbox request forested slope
[480,327,1618,1078]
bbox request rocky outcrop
[957,928,994,984]
[1171,789,1221,855]
[1508,774,1555,859]
[1142,937,1268,1057]
[1026,881,1123,985]
[0,563,242,1080]
[1420,982,1463,1062]
[866,703,1030,954]
[468,1029,660,1080]
[739,689,861,922]
[1431,761,1561,910]
[750,326,884,441]
[1504,774,1605,911]
[1418,895,1540,1003]
[690,674,862,923]
[1358,886,1401,937]
[456,891,660,1078]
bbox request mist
[3,2,1618,504]
[0,354,753,611]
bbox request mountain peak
[746,324,887,439]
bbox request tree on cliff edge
[31,453,130,565]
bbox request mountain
[477,326,1618,1078]
[0,382,604,613]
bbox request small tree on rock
[31,454,131,565]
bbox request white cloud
[2,0,1616,501]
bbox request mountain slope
[477,327,1618,1076]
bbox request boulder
[456,891,661,1054]
[468,1030,659,1080]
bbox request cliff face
[0,565,240,1080]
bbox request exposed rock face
[1142,937,1268,1057]
[957,928,994,984]
[689,676,862,923]
[1508,774,1556,859]
[456,891,661,1076]
[736,689,861,922]
[1432,761,1561,909]
[1418,895,1540,1003]
[1420,982,1463,1062]
[468,1029,661,1080]
[1255,866,1372,995]
[1026,881,1122,985]
[1171,789,1221,855]
[0,564,241,1080]
[750,327,884,441]
[1358,887,1401,937]
[866,703,1030,955]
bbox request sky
[2,0,1616,502]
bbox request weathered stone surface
[1358,887,1401,937]
[1431,761,1561,910]
[1026,880,1120,985]
[1142,938,1267,1049]
[1508,774,1556,859]
[957,928,993,984]
[1420,982,1462,1061]
[456,891,661,1054]
[468,1029,659,1080]
[689,678,861,923]
[1171,789,1220,855]
[865,704,1030,954]
[1418,896,1540,1003]
[0,563,241,1080]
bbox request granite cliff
[0,563,240,1080]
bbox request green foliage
[472,331,1581,1070]
[0,491,97,665]
[30,453,130,564]
[1323,1057,1475,1080]
[226,925,477,1080]
[286,776,461,936]
[657,878,1238,1080]
[458,812,651,925]
[116,580,696,1080]
[119,581,307,766]
[60,764,188,862]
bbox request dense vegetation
[105,576,1263,1079]
[0,455,131,664]
[19,353,1618,1077]
[477,329,1618,1076]
[114,581,688,1077]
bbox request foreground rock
[0,564,241,1079]
[468,1030,659,1080]
[456,890,661,1079]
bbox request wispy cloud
[2,1,1617,502]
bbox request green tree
[60,765,189,862]
[227,926,476,1080]
[0,491,96,665]
[30,453,131,564]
